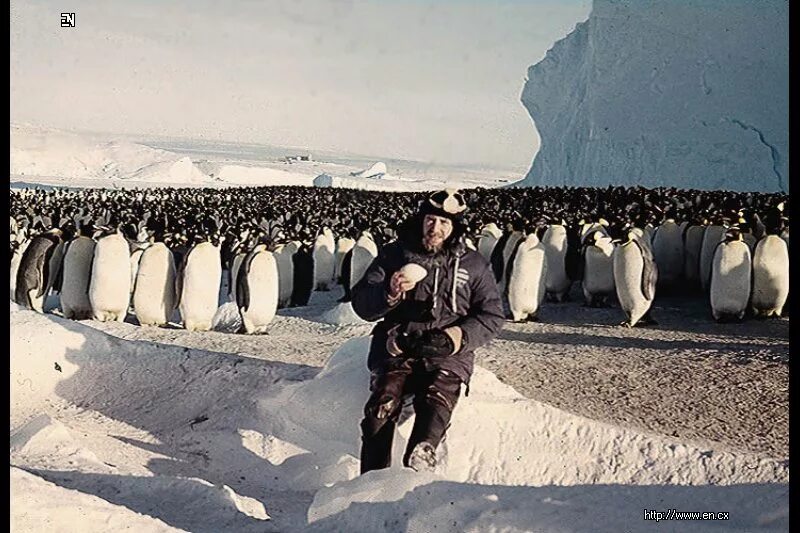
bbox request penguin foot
[619,320,633,328]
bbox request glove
[397,329,457,358]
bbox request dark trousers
[360,358,462,474]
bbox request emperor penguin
[506,233,548,322]
[613,230,658,327]
[699,224,727,292]
[60,236,96,320]
[236,244,279,333]
[651,219,684,288]
[541,223,572,302]
[14,229,63,312]
[133,242,177,326]
[89,230,132,322]
[683,222,706,289]
[709,229,752,322]
[290,241,315,307]
[581,231,616,307]
[477,223,503,261]
[274,241,297,308]
[312,227,336,291]
[227,240,249,303]
[750,235,789,318]
[334,237,356,285]
[9,235,30,300]
[348,231,379,296]
[497,230,526,297]
[176,239,222,331]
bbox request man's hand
[387,271,417,304]
[396,327,462,358]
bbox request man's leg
[360,364,412,474]
[403,368,462,469]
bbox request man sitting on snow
[352,189,505,473]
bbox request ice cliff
[518,0,788,192]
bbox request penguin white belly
[274,246,295,308]
[350,240,378,290]
[709,241,751,320]
[239,251,279,333]
[613,243,650,326]
[652,223,684,285]
[542,228,571,297]
[507,242,547,321]
[582,246,615,304]
[89,234,132,322]
[133,243,176,326]
[60,237,96,320]
[751,236,789,317]
[229,253,246,303]
[180,243,221,332]
[683,226,705,285]
[477,234,499,261]
[699,226,726,291]
[312,236,335,291]
[334,238,355,284]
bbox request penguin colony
[9,184,789,331]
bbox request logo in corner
[61,13,75,27]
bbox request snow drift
[9,306,789,531]
[518,0,788,192]
[10,124,212,186]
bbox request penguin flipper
[174,253,186,309]
[237,251,254,312]
[636,239,658,301]
[37,241,58,299]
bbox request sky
[10,0,591,170]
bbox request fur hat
[418,189,468,222]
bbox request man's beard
[422,233,445,253]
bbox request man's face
[422,214,453,252]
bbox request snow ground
[10,281,789,532]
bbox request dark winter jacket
[352,215,505,387]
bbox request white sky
[10,0,591,169]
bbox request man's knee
[423,370,462,412]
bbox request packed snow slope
[10,297,788,532]
[519,0,788,192]
[10,124,519,190]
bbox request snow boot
[407,441,437,472]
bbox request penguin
[505,233,548,322]
[497,230,525,297]
[709,229,751,322]
[290,241,315,307]
[699,224,727,292]
[334,237,356,286]
[347,232,379,299]
[9,236,30,300]
[274,241,297,308]
[312,228,336,291]
[60,236,96,320]
[89,231,132,322]
[228,246,248,303]
[651,219,684,288]
[541,223,572,302]
[477,223,502,261]
[14,229,63,312]
[581,231,616,307]
[176,240,222,331]
[683,223,706,289]
[133,242,177,327]
[750,235,789,318]
[613,230,658,327]
[236,244,279,333]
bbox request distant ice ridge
[518,0,788,192]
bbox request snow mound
[198,162,317,186]
[350,162,387,179]
[518,0,788,192]
[126,156,208,184]
[10,124,212,186]
[318,303,370,326]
